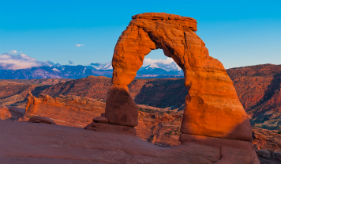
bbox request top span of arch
[132,12,197,31]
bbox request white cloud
[143,57,175,66]
[10,50,18,54]
[75,43,84,47]
[0,52,53,70]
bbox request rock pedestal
[181,134,259,163]
[85,116,136,135]
[105,87,138,127]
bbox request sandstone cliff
[227,64,281,133]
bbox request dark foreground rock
[28,116,56,124]
[256,150,281,164]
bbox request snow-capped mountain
[137,58,183,78]
[89,63,112,70]
[0,65,112,79]
[90,57,183,74]
[142,58,182,72]
[0,52,184,79]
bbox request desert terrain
[0,64,281,163]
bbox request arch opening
[135,49,184,79]
[129,49,187,145]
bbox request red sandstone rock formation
[23,94,183,146]
[136,105,183,146]
[0,106,24,120]
[24,93,105,128]
[0,107,12,120]
[227,64,281,111]
[0,79,68,108]
[252,127,281,152]
[106,13,251,140]
[39,76,110,102]
[227,64,281,133]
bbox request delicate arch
[105,13,252,140]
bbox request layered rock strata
[24,93,105,128]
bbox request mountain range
[0,52,183,79]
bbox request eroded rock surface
[227,64,281,133]
[23,94,183,147]
[0,107,12,120]
[106,13,251,140]
[136,105,183,146]
[0,106,24,120]
[0,120,222,164]
[24,93,105,128]
[0,120,260,164]
[28,116,56,124]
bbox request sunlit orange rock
[24,93,105,128]
[0,107,12,120]
[106,13,251,140]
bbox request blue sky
[0,0,280,68]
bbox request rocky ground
[0,120,259,164]
[0,64,281,163]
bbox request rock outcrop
[37,76,110,102]
[24,93,105,128]
[0,79,68,108]
[227,64,281,133]
[256,149,281,164]
[28,116,56,124]
[105,13,251,140]
[0,106,24,120]
[23,94,183,147]
[252,127,281,152]
[0,107,12,120]
[136,105,183,146]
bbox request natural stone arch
[105,13,252,141]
